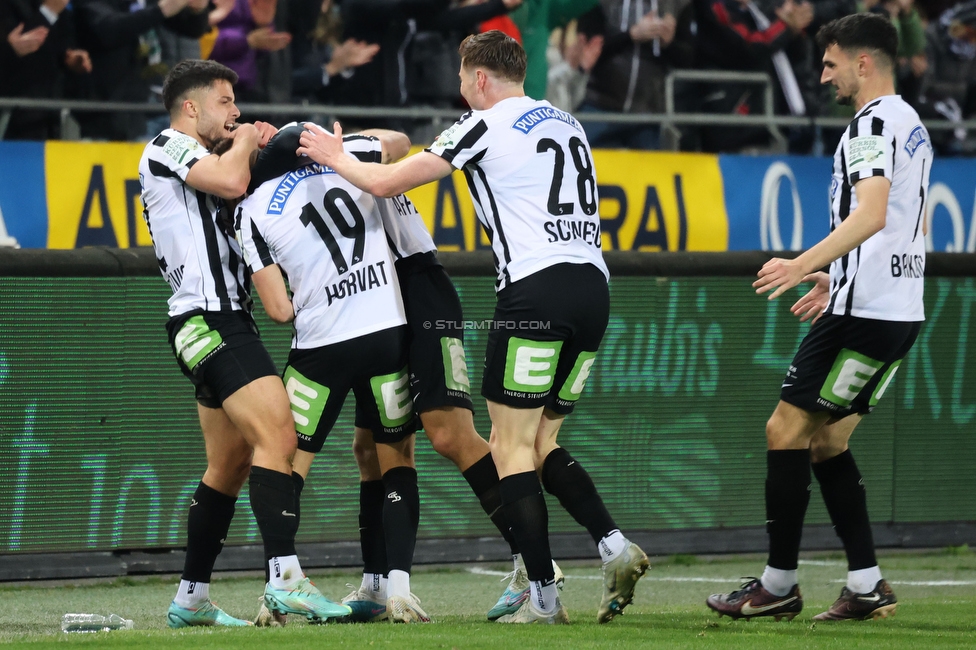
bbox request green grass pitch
[1,549,974,648]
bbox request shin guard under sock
[382,466,420,573]
[499,471,554,583]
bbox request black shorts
[354,253,474,430]
[166,309,278,409]
[780,314,921,417]
[482,262,609,414]
[285,326,418,453]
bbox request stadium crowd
[2,0,976,152]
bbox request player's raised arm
[354,129,412,163]
[184,123,262,199]
[298,122,453,198]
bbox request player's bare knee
[352,437,377,468]
[810,437,846,463]
[765,414,795,449]
[426,424,461,462]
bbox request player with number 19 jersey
[237,141,406,349]
[427,96,608,291]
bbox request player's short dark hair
[162,59,239,114]
[458,30,526,83]
[816,13,898,69]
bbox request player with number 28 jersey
[427,97,608,291]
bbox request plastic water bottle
[61,613,133,633]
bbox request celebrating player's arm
[755,176,889,300]
[297,122,453,197]
[354,128,412,163]
[183,122,277,199]
[755,140,891,302]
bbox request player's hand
[753,256,807,300]
[253,120,278,147]
[790,272,829,323]
[297,121,344,166]
[7,23,49,57]
[231,122,261,150]
[64,48,92,73]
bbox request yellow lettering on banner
[592,150,728,251]
[45,142,152,249]
[405,146,729,251]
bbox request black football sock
[540,447,618,544]
[462,452,519,555]
[359,480,388,575]
[382,466,420,573]
[249,467,299,562]
[765,449,812,571]
[182,482,236,583]
[813,450,878,570]
[499,471,554,583]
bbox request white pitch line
[466,567,976,587]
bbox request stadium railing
[3,78,976,151]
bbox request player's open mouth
[226,123,239,132]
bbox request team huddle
[138,14,929,628]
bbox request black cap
[248,122,314,195]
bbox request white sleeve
[425,112,490,169]
[236,206,277,273]
[145,131,210,182]
[342,134,383,163]
[845,117,894,185]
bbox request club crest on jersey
[904,126,927,157]
[267,164,335,215]
[511,106,582,134]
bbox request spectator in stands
[73,0,210,141]
[578,0,695,149]
[1,0,91,139]
[408,0,523,109]
[208,0,291,102]
[919,0,976,153]
[864,0,928,100]
[808,0,856,32]
[546,14,605,111]
[693,0,815,151]
[338,0,449,113]
[290,0,379,104]
[510,0,599,99]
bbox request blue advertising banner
[2,141,974,252]
[719,154,976,253]
[0,142,46,248]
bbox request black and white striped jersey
[139,129,250,318]
[426,96,609,291]
[237,135,406,349]
[327,132,435,261]
[827,95,930,321]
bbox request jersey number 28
[537,136,597,216]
